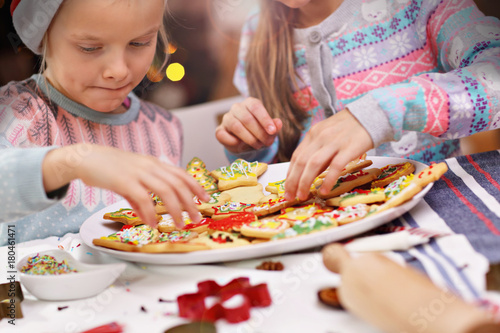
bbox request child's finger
[241,98,277,135]
[126,193,157,228]
[224,112,267,150]
[322,243,351,273]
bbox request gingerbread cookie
[240,218,290,239]
[313,168,382,199]
[277,203,332,226]
[316,154,373,179]
[371,162,415,188]
[194,192,231,213]
[211,159,268,191]
[383,174,414,199]
[325,188,386,207]
[158,230,199,243]
[157,211,203,233]
[221,184,265,205]
[103,208,162,226]
[139,241,210,253]
[323,204,371,225]
[374,162,448,214]
[93,224,159,251]
[150,192,169,214]
[273,215,337,239]
[182,217,212,234]
[265,179,286,195]
[194,231,251,249]
[207,212,257,232]
[186,157,218,194]
[252,196,302,218]
[206,201,256,220]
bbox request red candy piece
[177,277,271,323]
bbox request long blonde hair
[245,1,309,162]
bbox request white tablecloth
[0,219,494,333]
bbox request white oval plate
[17,249,126,301]
[80,156,432,265]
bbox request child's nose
[102,52,129,81]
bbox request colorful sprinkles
[20,254,78,275]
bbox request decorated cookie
[139,241,210,253]
[265,179,286,195]
[221,183,266,205]
[276,203,332,226]
[272,215,337,239]
[383,174,414,199]
[150,192,169,214]
[373,162,448,214]
[182,217,212,234]
[240,218,290,239]
[313,168,382,199]
[316,154,373,179]
[194,191,231,212]
[412,162,448,188]
[207,212,258,232]
[325,188,386,207]
[252,196,302,218]
[259,193,279,204]
[371,162,415,188]
[207,201,256,220]
[158,230,199,243]
[211,159,268,191]
[323,204,371,225]
[186,157,219,194]
[195,231,251,249]
[92,224,159,251]
[103,208,162,226]
[157,211,203,233]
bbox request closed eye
[79,46,101,53]
[130,40,153,48]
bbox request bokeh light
[166,63,185,82]
[146,65,164,83]
[166,44,178,55]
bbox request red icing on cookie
[182,218,212,230]
[208,213,257,231]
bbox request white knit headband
[11,0,63,55]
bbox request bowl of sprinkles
[16,249,126,301]
[20,253,78,275]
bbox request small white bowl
[16,249,126,301]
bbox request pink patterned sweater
[231,0,500,163]
[0,75,182,244]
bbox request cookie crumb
[256,261,284,271]
[318,287,344,310]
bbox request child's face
[44,0,164,113]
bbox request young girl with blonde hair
[215,0,500,200]
[0,0,209,245]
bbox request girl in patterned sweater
[0,0,208,245]
[215,0,500,201]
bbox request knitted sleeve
[0,80,66,222]
[347,0,500,147]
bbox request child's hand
[284,109,373,201]
[215,97,283,153]
[43,144,210,229]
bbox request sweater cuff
[346,94,395,148]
